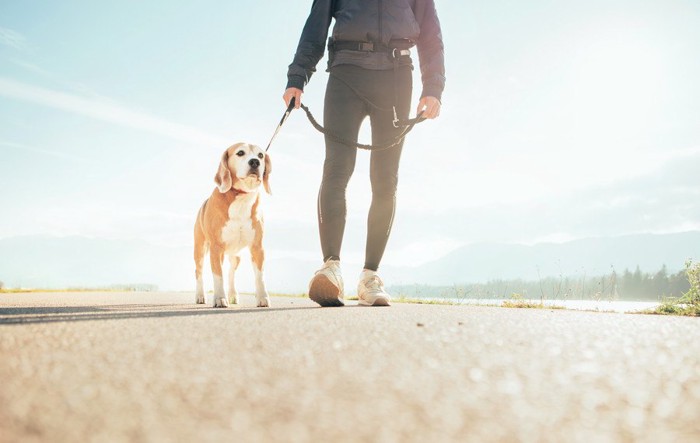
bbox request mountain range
[0,232,697,294]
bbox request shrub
[681,260,700,305]
[651,260,700,316]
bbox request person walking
[283,0,445,307]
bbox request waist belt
[330,40,411,57]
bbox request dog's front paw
[196,294,205,304]
[213,297,229,308]
[228,293,239,305]
[256,294,270,308]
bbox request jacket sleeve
[414,0,446,101]
[286,0,334,91]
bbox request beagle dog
[194,143,271,308]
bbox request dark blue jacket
[287,0,446,101]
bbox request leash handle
[276,96,296,127]
[281,96,296,124]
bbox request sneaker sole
[309,275,344,307]
[358,297,391,307]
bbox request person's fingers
[283,88,303,109]
[420,101,434,118]
[419,97,441,119]
[428,101,440,119]
[416,98,428,116]
[425,102,434,118]
[294,89,302,109]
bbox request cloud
[0,26,26,50]
[0,77,229,146]
[0,141,89,163]
[385,146,700,248]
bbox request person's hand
[416,96,441,119]
[283,87,303,109]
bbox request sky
[1,0,699,274]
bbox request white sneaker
[308,260,345,307]
[357,270,391,306]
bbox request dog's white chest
[220,193,259,254]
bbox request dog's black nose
[248,158,260,169]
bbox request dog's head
[215,143,271,194]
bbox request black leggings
[318,64,412,271]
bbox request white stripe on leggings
[318,182,324,224]
[387,194,396,236]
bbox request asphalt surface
[1,292,699,443]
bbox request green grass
[269,292,308,299]
[392,293,568,309]
[0,288,127,294]
[643,260,700,317]
[649,301,698,316]
[500,293,565,310]
[393,296,466,306]
[645,298,700,317]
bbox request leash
[299,102,425,151]
[266,97,426,152]
[265,98,296,152]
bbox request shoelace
[364,276,384,292]
[316,263,342,285]
[318,262,338,273]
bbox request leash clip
[392,106,400,128]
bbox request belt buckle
[392,48,409,59]
[360,42,374,51]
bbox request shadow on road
[0,304,321,325]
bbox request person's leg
[309,66,368,307]
[365,66,413,272]
[318,66,368,262]
[356,66,412,307]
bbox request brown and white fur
[194,143,271,308]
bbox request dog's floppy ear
[263,153,272,195]
[215,150,232,193]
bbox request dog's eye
[236,151,245,157]
[258,153,264,159]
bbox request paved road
[1,292,699,442]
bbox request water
[413,298,661,313]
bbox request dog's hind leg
[250,242,270,308]
[227,255,241,305]
[194,227,207,305]
[210,244,228,308]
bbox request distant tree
[632,266,643,296]
[653,264,669,296]
[669,269,691,297]
[0,280,4,290]
[394,264,691,302]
